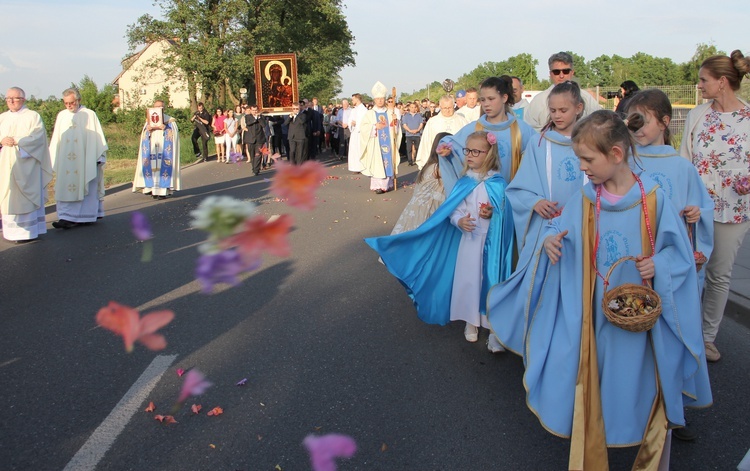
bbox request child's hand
[635,255,655,280]
[680,205,700,224]
[458,215,476,232]
[534,200,560,219]
[543,230,568,264]
[479,204,493,219]
[436,143,452,157]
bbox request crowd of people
[366,49,750,470]
[1,46,749,469]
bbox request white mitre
[371,81,387,99]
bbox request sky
[1,0,748,100]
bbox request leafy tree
[126,0,355,110]
[73,76,117,124]
[682,42,726,84]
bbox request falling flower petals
[130,211,153,241]
[191,404,202,414]
[269,161,327,210]
[223,214,293,258]
[303,434,357,471]
[145,402,156,413]
[207,407,223,416]
[95,302,174,353]
[195,248,262,294]
[178,369,212,403]
[154,415,177,424]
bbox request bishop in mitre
[0,87,53,242]
[49,88,108,229]
[133,100,181,198]
[360,81,402,194]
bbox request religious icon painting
[254,53,299,114]
[146,107,164,127]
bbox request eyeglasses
[551,68,572,76]
[5,97,24,102]
[463,148,489,157]
[387,99,394,103]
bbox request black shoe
[52,219,77,229]
[374,189,385,194]
[673,425,697,441]
[15,239,34,244]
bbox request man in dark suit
[242,104,266,175]
[190,102,212,162]
[285,102,308,165]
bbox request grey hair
[7,86,25,98]
[439,94,455,106]
[548,52,574,69]
[511,76,524,86]
[62,88,81,101]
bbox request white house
[113,40,193,110]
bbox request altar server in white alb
[415,95,468,169]
[133,100,181,198]
[49,88,108,229]
[347,93,367,173]
[0,87,53,242]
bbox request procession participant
[457,87,481,122]
[511,77,530,121]
[347,93,367,172]
[401,102,424,166]
[133,100,181,198]
[0,87,53,242]
[49,88,108,229]
[334,99,352,160]
[439,76,536,193]
[284,102,309,165]
[415,95,468,169]
[190,102,211,162]
[360,81,402,194]
[242,104,266,175]
[524,52,601,131]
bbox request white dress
[449,169,494,327]
[390,164,444,235]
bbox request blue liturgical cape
[488,177,712,445]
[438,113,536,194]
[634,144,714,290]
[365,173,515,325]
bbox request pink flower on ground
[177,369,212,403]
[95,302,174,353]
[303,434,357,471]
[270,161,327,210]
[223,214,293,258]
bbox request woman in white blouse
[680,49,750,362]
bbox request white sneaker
[464,323,478,343]
[487,333,505,353]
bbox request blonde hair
[462,131,500,178]
[572,110,637,164]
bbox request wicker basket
[601,256,662,333]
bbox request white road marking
[63,354,178,471]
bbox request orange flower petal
[191,404,202,414]
[145,401,156,413]
[207,406,224,416]
[137,333,167,351]
[96,302,140,352]
[163,415,178,424]
[269,161,327,210]
[224,214,293,258]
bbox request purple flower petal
[131,211,152,241]
[303,434,357,471]
[236,378,248,386]
[195,249,261,294]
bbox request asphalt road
[1,151,748,471]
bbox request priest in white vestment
[523,51,601,131]
[347,93,367,173]
[0,87,53,242]
[360,81,402,194]
[415,95,468,169]
[133,100,181,198]
[457,88,481,122]
[49,88,108,228]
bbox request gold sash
[474,118,523,181]
[570,191,667,471]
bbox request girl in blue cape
[365,131,514,351]
[625,89,714,291]
[496,111,712,470]
[487,81,589,355]
[437,75,536,194]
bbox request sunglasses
[551,68,572,76]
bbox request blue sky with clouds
[1,0,748,99]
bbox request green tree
[73,76,117,124]
[126,0,355,110]
[682,42,726,84]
